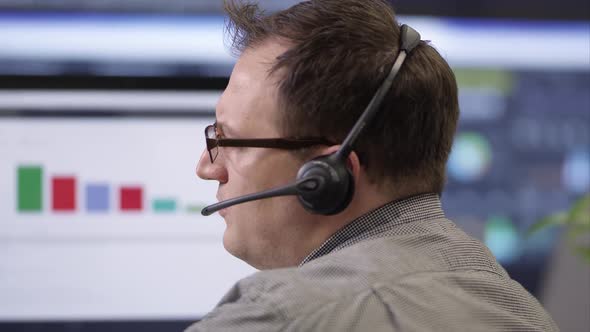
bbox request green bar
[153,199,177,213]
[18,166,43,212]
[186,204,206,214]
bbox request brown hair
[224,0,459,195]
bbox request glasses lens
[205,125,218,163]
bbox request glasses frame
[204,124,336,163]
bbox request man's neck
[292,185,398,266]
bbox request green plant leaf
[528,212,568,235]
[573,246,590,264]
[564,194,590,240]
[567,194,590,225]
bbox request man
[188,0,558,330]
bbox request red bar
[120,186,143,211]
[52,176,76,211]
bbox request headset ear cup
[296,153,354,215]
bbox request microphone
[201,176,324,216]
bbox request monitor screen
[0,12,233,78]
[445,68,589,294]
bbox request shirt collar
[299,193,445,266]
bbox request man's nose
[196,149,228,183]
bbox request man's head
[196,0,459,269]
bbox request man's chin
[222,226,242,257]
[222,226,263,267]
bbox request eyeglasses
[205,123,336,163]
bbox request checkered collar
[299,193,445,266]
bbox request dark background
[0,0,587,20]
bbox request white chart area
[0,118,256,320]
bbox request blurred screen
[0,14,588,323]
[445,68,590,294]
[0,12,233,77]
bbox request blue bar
[86,184,109,212]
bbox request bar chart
[2,117,225,231]
[16,164,211,215]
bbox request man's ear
[346,150,362,186]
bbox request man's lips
[219,208,227,217]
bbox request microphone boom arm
[201,176,323,216]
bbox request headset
[202,24,421,216]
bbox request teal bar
[153,199,177,213]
